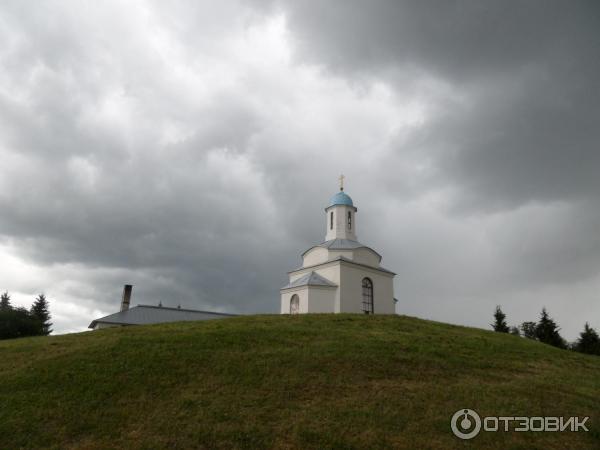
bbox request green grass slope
[0,315,598,449]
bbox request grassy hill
[0,315,598,449]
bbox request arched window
[362,278,374,314]
[290,294,300,314]
[330,211,334,230]
[348,211,352,230]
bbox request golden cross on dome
[339,174,345,191]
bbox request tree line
[0,292,52,340]
[492,305,600,356]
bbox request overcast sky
[1,0,599,339]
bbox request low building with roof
[281,177,397,314]
[89,285,236,330]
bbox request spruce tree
[0,292,11,311]
[520,321,537,339]
[30,294,52,336]
[575,323,600,356]
[534,308,566,349]
[491,306,509,333]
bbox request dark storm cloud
[258,0,600,335]
[0,0,297,325]
[265,0,600,208]
[0,0,599,338]
[264,0,597,79]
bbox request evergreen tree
[0,307,39,340]
[509,326,520,336]
[30,294,52,336]
[491,306,509,333]
[520,321,537,339]
[534,308,566,349]
[0,291,11,311]
[574,323,600,356]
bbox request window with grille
[330,211,333,230]
[362,278,374,314]
[348,211,352,229]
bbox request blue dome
[329,191,354,207]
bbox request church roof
[281,271,337,290]
[329,190,354,207]
[289,256,396,276]
[320,238,372,250]
[88,305,236,328]
[301,239,382,260]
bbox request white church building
[281,178,396,314]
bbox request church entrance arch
[290,294,300,314]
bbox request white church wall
[312,265,340,285]
[307,287,337,313]
[351,248,381,268]
[309,264,341,312]
[326,250,348,261]
[325,205,357,241]
[280,288,309,314]
[339,263,395,314]
[289,264,340,287]
[302,246,329,267]
[312,264,342,312]
[94,322,120,330]
[326,248,381,268]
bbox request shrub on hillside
[0,292,53,340]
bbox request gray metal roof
[89,305,236,328]
[290,255,396,275]
[337,255,394,273]
[321,238,366,249]
[281,271,337,290]
[301,239,382,259]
